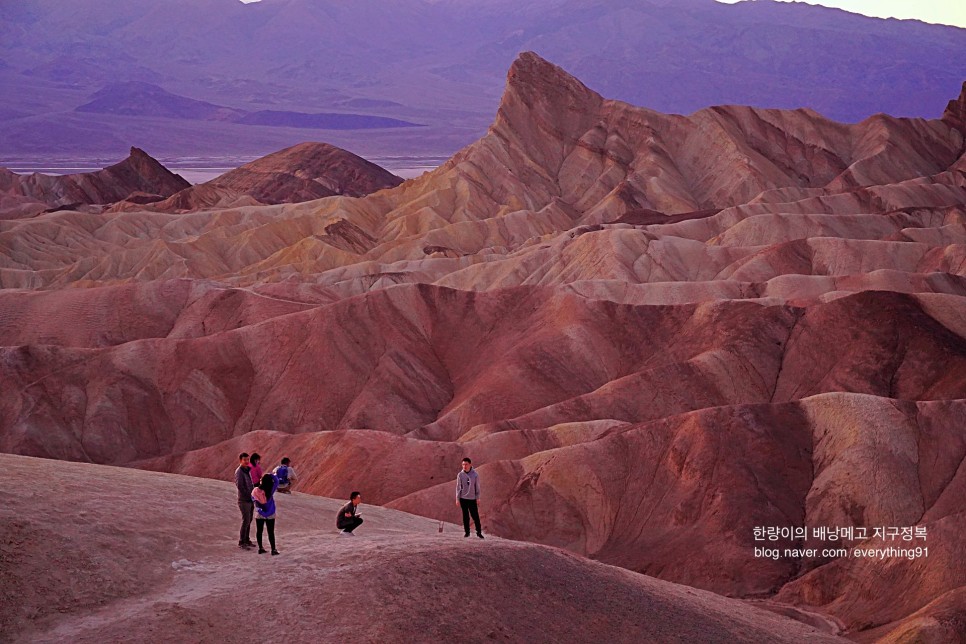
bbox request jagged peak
[942,81,966,135]
[490,52,604,151]
[114,146,168,172]
[503,52,601,109]
[108,146,177,175]
[506,52,585,91]
[101,147,190,193]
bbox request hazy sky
[715,0,966,28]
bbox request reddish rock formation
[108,183,264,213]
[2,55,964,290]
[213,141,403,200]
[0,147,189,213]
[1,53,965,641]
[942,81,966,136]
[136,141,404,211]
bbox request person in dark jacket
[336,492,364,535]
[456,457,483,539]
[252,472,280,555]
[235,452,256,549]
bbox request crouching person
[337,491,363,536]
[273,457,298,494]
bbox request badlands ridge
[1,53,965,641]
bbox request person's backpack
[275,465,290,485]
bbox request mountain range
[0,0,963,157]
[1,51,965,640]
[76,81,422,130]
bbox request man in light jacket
[456,457,484,539]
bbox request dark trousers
[460,498,482,535]
[339,516,364,533]
[238,501,254,544]
[256,518,276,551]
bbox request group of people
[234,452,298,554]
[233,454,486,551]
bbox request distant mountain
[236,111,420,130]
[205,141,403,200]
[2,138,405,217]
[0,147,189,217]
[0,0,963,156]
[339,98,405,109]
[123,141,404,211]
[77,82,245,121]
[77,82,422,129]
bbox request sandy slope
[0,454,844,643]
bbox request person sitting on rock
[272,457,298,494]
[337,491,364,536]
[252,472,280,555]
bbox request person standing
[336,492,364,536]
[235,452,256,549]
[249,452,264,487]
[456,457,484,539]
[252,472,280,555]
[272,457,298,494]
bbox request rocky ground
[0,454,846,643]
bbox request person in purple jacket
[252,472,280,555]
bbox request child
[273,457,298,494]
[252,472,280,555]
[249,452,264,487]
